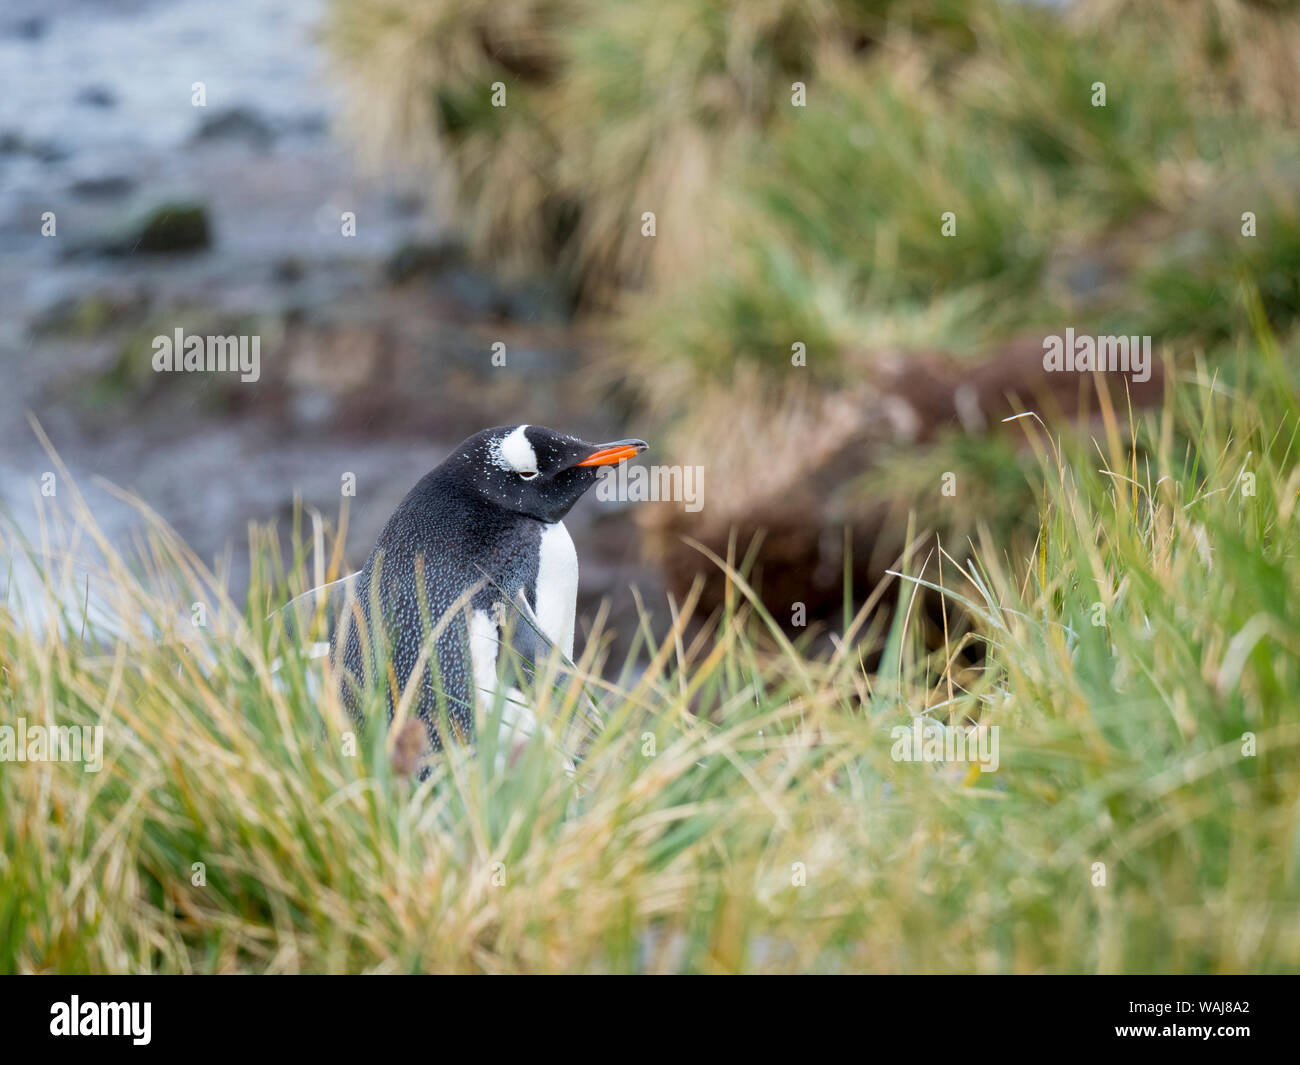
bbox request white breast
[468,523,578,772]
[468,608,503,707]
[534,520,578,658]
[468,605,539,766]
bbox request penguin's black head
[450,425,648,523]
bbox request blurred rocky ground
[0,0,660,640]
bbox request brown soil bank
[641,336,1167,632]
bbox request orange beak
[576,438,648,467]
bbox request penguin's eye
[518,470,539,481]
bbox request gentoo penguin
[332,424,647,764]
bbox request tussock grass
[2,351,1298,972]
[622,0,1300,390]
[327,0,1300,339]
[326,0,822,304]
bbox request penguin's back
[334,469,543,747]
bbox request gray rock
[10,16,46,41]
[0,130,68,162]
[69,175,135,200]
[274,256,306,283]
[384,240,464,283]
[75,85,118,109]
[191,107,275,148]
[76,200,213,257]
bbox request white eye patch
[490,424,538,476]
